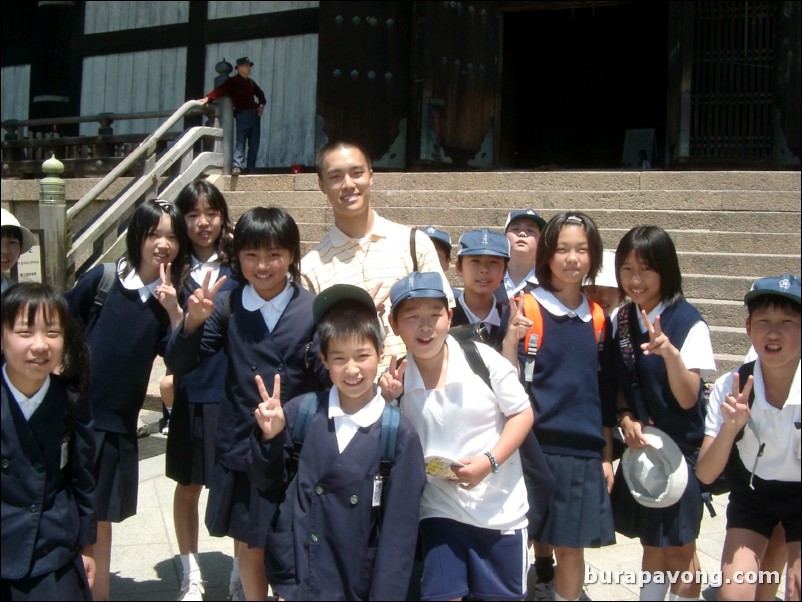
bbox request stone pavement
[115,361,786,600]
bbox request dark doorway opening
[499,2,668,169]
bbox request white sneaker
[228,581,245,601]
[179,580,205,601]
[533,579,555,601]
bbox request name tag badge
[372,476,384,508]
[60,437,70,470]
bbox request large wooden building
[2,0,800,171]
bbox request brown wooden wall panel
[316,2,411,167]
[418,1,500,166]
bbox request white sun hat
[622,426,688,508]
[1,208,36,254]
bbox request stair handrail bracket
[64,100,226,281]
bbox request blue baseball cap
[457,228,510,259]
[390,272,448,317]
[504,209,546,231]
[313,284,377,324]
[744,274,801,306]
[423,226,452,253]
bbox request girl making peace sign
[610,225,716,602]
[65,198,188,600]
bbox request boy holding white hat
[1,208,36,293]
[697,274,801,601]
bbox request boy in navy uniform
[697,274,801,601]
[247,284,426,601]
[452,228,510,345]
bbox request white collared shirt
[3,366,50,421]
[327,386,385,453]
[705,360,801,481]
[400,336,530,531]
[189,252,221,286]
[610,300,716,378]
[458,294,501,328]
[241,278,293,331]
[503,269,538,298]
[532,286,592,321]
[117,258,160,303]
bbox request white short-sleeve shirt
[400,336,530,531]
[705,360,801,482]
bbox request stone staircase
[212,170,801,379]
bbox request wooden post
[38,153,68,291]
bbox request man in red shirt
[200,57,267,175]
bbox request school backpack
[85,262,117,331]
[287,390,400,509]
[519,294,606,382]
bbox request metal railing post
[38,153,68,290]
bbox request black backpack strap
[288,391,324,480]
[459,339,493,394]
[410,227,418,273]
[379,404,400,479]
[733,361,757,443]
[86,262,116,330]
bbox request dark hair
[318,300,384,357]
[747,294,801,317]
[230,207,302,284]
[615,226,684,307]
[1,283,91,396]
[315,140,372,178]
[174,180,233,264]
[1,226,23,244]
[124,199,189,284]
[535,211,603,292]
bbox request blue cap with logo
[744,274,801,306]
[504,208,546,231]
[423,226,452,253]
[457,228,510,259]
[390,272,447,317]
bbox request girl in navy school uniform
[164,181,239,600]
[1,283,95,601]
[507,211,617,602]
[610,226,716,602]
[166,206,327,602]
[64,198,188,601]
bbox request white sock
[180,553,201,583]
[229,556,240,585]
[668,594,698,601]
[553,593,581,602]
[640,578,669,601]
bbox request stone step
[684,274,756,302]
[601,230,801,255]
[676,252,800,278]
[692,299,748,328]
[709,326,751,357]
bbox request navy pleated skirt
[532,452,616,549]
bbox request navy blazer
[1,375,96,580]
[166,284,329,471]
[247,394,426,601]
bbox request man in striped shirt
[301,140,454,371]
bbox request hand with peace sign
[719,371,753,435]
[184,269,229,334]
[639,310,677,359]
[379,354,407,401]
[501,296,532,370]
[369,281,390,318]
[156,262,183,329]
[254,374,285,441]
